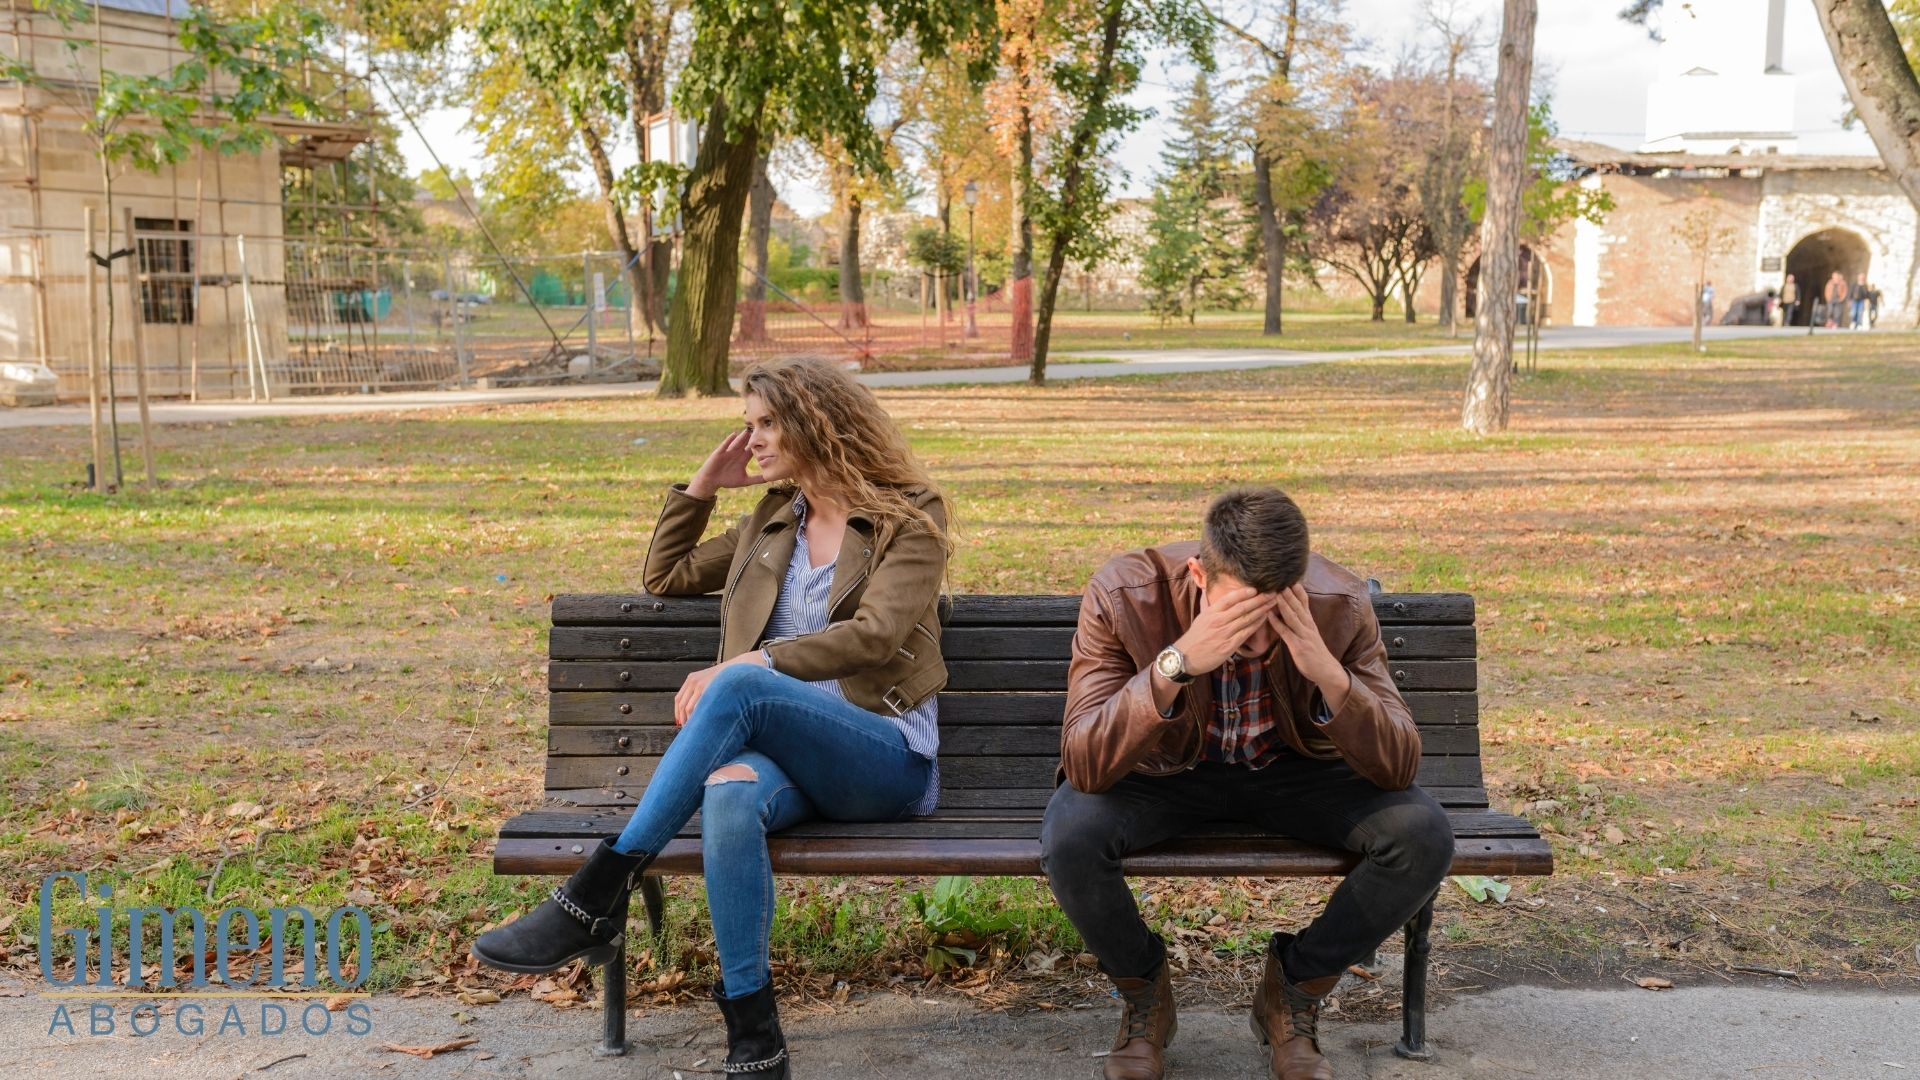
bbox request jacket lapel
[724,498,798,658]
[826,513,878,615]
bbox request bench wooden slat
[493,834,1548,878]
[543,753,1484,795]
[548,624,1477,662]
[550,592,1475,628]
[548,658,1477,693]
[546,722,1482,758]
[539,783,1495,810]
[553,593,1087,627]
[547,690,1482,728]
[501,806,1544,841]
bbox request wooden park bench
[490,587,1553,1061]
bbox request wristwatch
[1153,645,1194,685]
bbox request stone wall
[1756,168,1917,328]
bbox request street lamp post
[963,180,979,339]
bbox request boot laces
[1119,984,1162,1042]
[1283,986,1322,1043]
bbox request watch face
[1156,648,1182,679]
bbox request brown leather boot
[1250,933,1339,1080]
[1104,961,1177,1080]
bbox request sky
[389,0,1875,220]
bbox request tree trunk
[1814,0,1920,215]
[573,110,651,347]
[1032,0,1126,384]
[932,189,953,328]
[738,150,775,343]
[660,100,760,398]
[1010,101,1036,362]
[1439,249,1461,337]
[1402,278,1418,323]
[1462,0,1536,435]
[1252,151,1285,335]
[1692,278,1704,352]
[624,12,671,336]
[840,193,868,328]
[1370,291,1386,321]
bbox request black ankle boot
[714,980,790,1076]
[470,839,652,973]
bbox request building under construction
[0,0,446,400]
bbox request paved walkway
[0,325,1817,430]
[0,982,1912,1079]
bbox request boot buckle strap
[722,1048,789,1073]
[548,885,606,934]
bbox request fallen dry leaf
[380,1038,478,1059]
[1635,977,1673,990]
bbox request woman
[473,356,951,1077]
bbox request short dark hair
[1199,487,1309,593]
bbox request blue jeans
[610,664,932,997]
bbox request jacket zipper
[825,548,872,616]
[717,529,771,663]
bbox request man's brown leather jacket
[1061,541,1421,793]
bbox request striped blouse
[760,492,940,815]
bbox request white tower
[1641,0,1797,154]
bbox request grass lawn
[1,331,1915,1006]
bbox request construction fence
[0,229,661,401]
[1,228,1150,401]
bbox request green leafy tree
[1140,72,1249,325]
[472,0,679,346]
[1028,0,1213,383]
[906,225,967,278]
[654,0,997,396]
[1208,0,1347,335]
[1140,182,1203,325]
[1463,101,1613,246]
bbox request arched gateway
[1782,229,1871,326]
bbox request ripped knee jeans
[610,664,932,995]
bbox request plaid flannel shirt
[1200,651,1335,768]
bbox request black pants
[1040,758,1453,984]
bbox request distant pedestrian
[1823,272,1849,328]
[1699,280,1716,324]
[1868,283,1883,326]
[1779,274,1799,327]
[1850,273,1870,330]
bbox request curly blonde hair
[741,356,950,554]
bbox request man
[1042,488,1452,1080]
[1851,273,1870,330]
[1824,271,1849,328]
[1779,274,1798,328]
[1699,280,1716,325]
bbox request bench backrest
[544,592,1484,812]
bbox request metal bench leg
[1393,891,1438,1062]
[594,934,628,1058]
[638,873,666,941]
